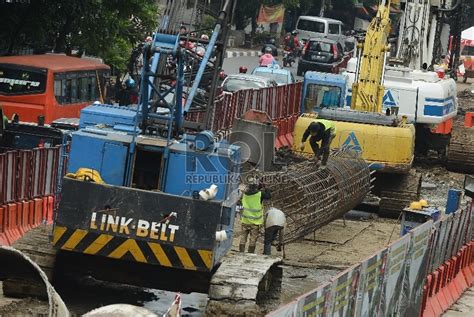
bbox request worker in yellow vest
[299,119,336,166]
[239,178,271,253]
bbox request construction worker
[299,119,336,166]
[239,178,271,253]
[119,78,139,106]
[263,207,286,256]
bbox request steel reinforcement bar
[263,150,372,243]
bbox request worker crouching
[239,178,271,253]
[299,119,336,166]
[263,207,286,256]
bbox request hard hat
[419,199,428,207]
[265,46,273,53]
[239,66,248,74]
[200,34,209,41]
[219,70,227,79]
[93,101,101,105]
[409,201,422,210]
[291,30,298,35]
[125,78,136,88]
[269,39,276,45]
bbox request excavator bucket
[293,115,415,173]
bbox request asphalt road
[222,55,303,80]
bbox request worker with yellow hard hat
[299,119,336,166]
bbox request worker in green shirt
[239,178,271,253]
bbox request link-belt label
[90,211,180,242]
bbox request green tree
[0,0,158,72]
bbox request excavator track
[206,252,282,316]
[2,224,56,299]
[377,170,422,218]
[446,125,474,174]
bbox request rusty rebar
[263,150,371,243]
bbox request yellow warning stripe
[108,239,147,263]
[52,226,67,245]
[53,227,213,271]
[62,229,88,250]
[174,246,197,270]
[148,242,173,267]
[83,234,114,255]
[198,249,213,270]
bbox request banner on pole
[257,4,285,24]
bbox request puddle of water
[142,290,208,316]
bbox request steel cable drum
[263,149,371,243]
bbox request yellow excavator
[294,0,421,216]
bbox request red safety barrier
[0,205,7,245]
[34,198,43,228]
[47,196,54,224]
[432,118,453,134]
[465,112,474,128]
[192,83,302,148]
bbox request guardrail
[190,82,302,147]
[267,200,473,317]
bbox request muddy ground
[0,82,472,316]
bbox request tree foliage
[0,0,158,72]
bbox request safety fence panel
[354,249,387,316]
[327,264,361,316]
[380,234,411,316]
[0,146,64,205]
[399,220,433,316]
[295,282,332,316]
[267,201,474,317]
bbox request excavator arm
[351,0,392,113]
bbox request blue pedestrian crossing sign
[383,90,397,107]
[342,132,362,152]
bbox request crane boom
[351,0,392,113]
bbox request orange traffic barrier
[28,200,34,230]
[461,246,473,287]
[0,205,8,245]
[33,198,43,228]
[433,270,449,312]
[452,255,468,296]
[465,112,474,128]
[439,264,455,308]
[47,196,54,224]
[6,203,20,244]
[433,118,453,134]
[424,274,444,316]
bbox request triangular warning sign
[342,132,362,152]
[383,90,397,106]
